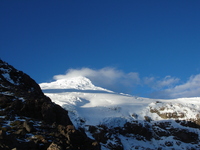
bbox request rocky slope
[0,59,100,150]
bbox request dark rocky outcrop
[0,59,72,126]
[86,119,200,149]
[0,59,100,150]
[122,121,152,141]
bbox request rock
[122,121,152,141]
[144,116,152,122]
[165,141,173,147]
[0,59,73,126]
[173,129,198,143]
[57,125,101,150]
[14,128,26,135]
[152,126,170,138]
[23,120,34,132]
[47,143,63,150]
[0,130,6,139]
[107,136,123,150]
[66,125,76,134]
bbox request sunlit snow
[39,76,200,149]
[40,76,200,127]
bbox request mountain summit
[40,76,111,92]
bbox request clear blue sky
[1,0,200,98]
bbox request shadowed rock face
[0,59,100,150]
[0,59,72,126]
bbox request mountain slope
[40,76,200,150]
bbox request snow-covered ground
[40,76,200,149]
[40,76,200,127]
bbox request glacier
[40,76,200,150]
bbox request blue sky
[1,0,200,98]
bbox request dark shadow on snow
[42,88,113,94]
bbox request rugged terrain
[1,59,200,150]
[0,59,100,150]
[41,76,200,149]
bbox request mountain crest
[40,76,111,92]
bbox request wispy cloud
[53,67,200,98]
[54,67,140,93]
[144,76,180,89]
[151,74,200,99]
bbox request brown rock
[47,142,63,150]
[0,130,6,139]
[23,120,34,132]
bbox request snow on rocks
[40,76,200,149]
[40,76,200,127]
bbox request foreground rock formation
[0,59,100,150]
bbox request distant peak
[57,76,95,89]
[63,76,92,83]
[40,76,112,92]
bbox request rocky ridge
[0,59,100,150]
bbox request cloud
[151,74,200,99]
[144,76,180,89]
[52,67,200,98]
[53,67,140,93]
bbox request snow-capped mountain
[40,76,112,92]
[1,59,199,150]
[40,76,200,150]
